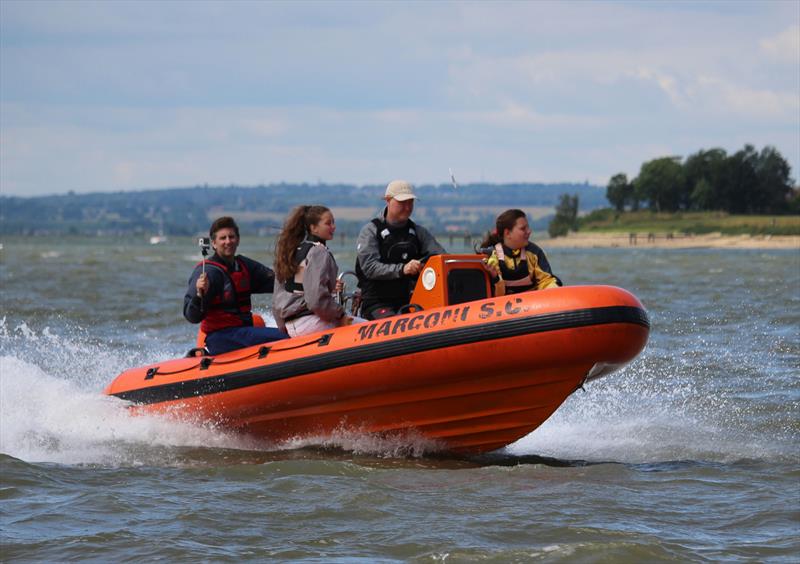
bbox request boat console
[409,254,493,310]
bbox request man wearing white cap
[355,180,446,320]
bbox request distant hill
[0,182,607,236]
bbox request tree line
[0,182,607,236]
[605,144,797,214]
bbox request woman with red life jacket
[273,205,362,337]
[480,209,562,296]
[183,216,287,355]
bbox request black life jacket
[199,257,253,333]
[284,238,324,294]
[494,243,536,294]
[490,242,563,294]
[356,218,421,304]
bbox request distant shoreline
[542,232,800,250]
[2,232,798,251]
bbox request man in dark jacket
[184,216,286,355]
[355,180,446,320]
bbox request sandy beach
[542,232,800,250]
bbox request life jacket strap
[504,277,534,287]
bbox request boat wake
[0,354,254,466]
[508,358,799,465]
[0,319,447,465]
[0,354,450,466]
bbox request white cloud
[630,68,684,107]
[693,75,800,118]
[454,102,608,131]
[0,102,616,192]
[760,25,800,64]
[626,69,799,121]
[1,1,798,195]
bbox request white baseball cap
[384,179,417,201]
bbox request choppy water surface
[1,236,798,562]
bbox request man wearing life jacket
[480,208,561,296]
[355,180,446,320]
[183,216,287,355]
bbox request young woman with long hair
[480,209,562,296]
[272,205,360,337]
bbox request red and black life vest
[199,258,254,334]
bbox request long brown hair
[480,209,527,248]
[274,205,330,282]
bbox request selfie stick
[198,237,210,275]
[197,238,211,310]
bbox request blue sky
[1,0,798,196]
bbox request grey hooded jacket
[272,242,344,333]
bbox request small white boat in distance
[149,218,168,245]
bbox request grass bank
[577,210,800,236]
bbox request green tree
[722,145,759,213]
[683,148,727,210]
[634,156,684,212]
[548,194,579,237]
[690,178,715,211]
[754,146,794,213]
[788,188,800,214]
[606,173,634,211]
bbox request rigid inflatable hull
[105,286,649,454]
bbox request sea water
[1,236,798,562]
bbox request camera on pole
[198,237,211,273]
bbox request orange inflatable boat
[104,255,649,454]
